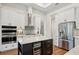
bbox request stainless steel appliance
[25,13,35,35]
[2,25,17,44]
[58,21,76,50]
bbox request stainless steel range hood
[25,7,35,35]
[25,26,35,35]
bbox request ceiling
[22,3,71,14]
[35,3,52,8]
[2,3,71,14]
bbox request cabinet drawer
[1,43,17,51]
[42,39,52,44]
[45,39,52,43]
[2,45,13,51]
[2,45,8,50]
[42,40,52,48]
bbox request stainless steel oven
[2,25,17,44]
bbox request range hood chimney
[25,7,35,35]
[27,7,32,26]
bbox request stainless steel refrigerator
[58,21,76,50]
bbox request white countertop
[65,36,79,55]
[64,45,79,55]
[17,35,52,44]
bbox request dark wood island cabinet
[18,39,53,55]
[41,39,53,55]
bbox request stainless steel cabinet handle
[5,46,7,48]
[12,45,14,47]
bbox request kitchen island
[17,35,53,55]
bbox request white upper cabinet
[1,7,25,29]
[11,10,25,29]
[62,8,74,22]
[1,7,11,25]
[55,8,74,26]
[1,6,42,30]
[55,8,75,31]
[33,14,41,34]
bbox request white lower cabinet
[0,43,17,51]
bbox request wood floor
[0,46,67,55]
[0,49,18,55]
[53,46,68,55]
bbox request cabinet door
[55,8,74,23]
[23,43,33,55]
[1,7,25,29]
[63,8,74,21]
[34,14,41,34]
[12,11,25,29]
[1,7,11,25]
[41,39,53,55]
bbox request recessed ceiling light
[35,3,52,8]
